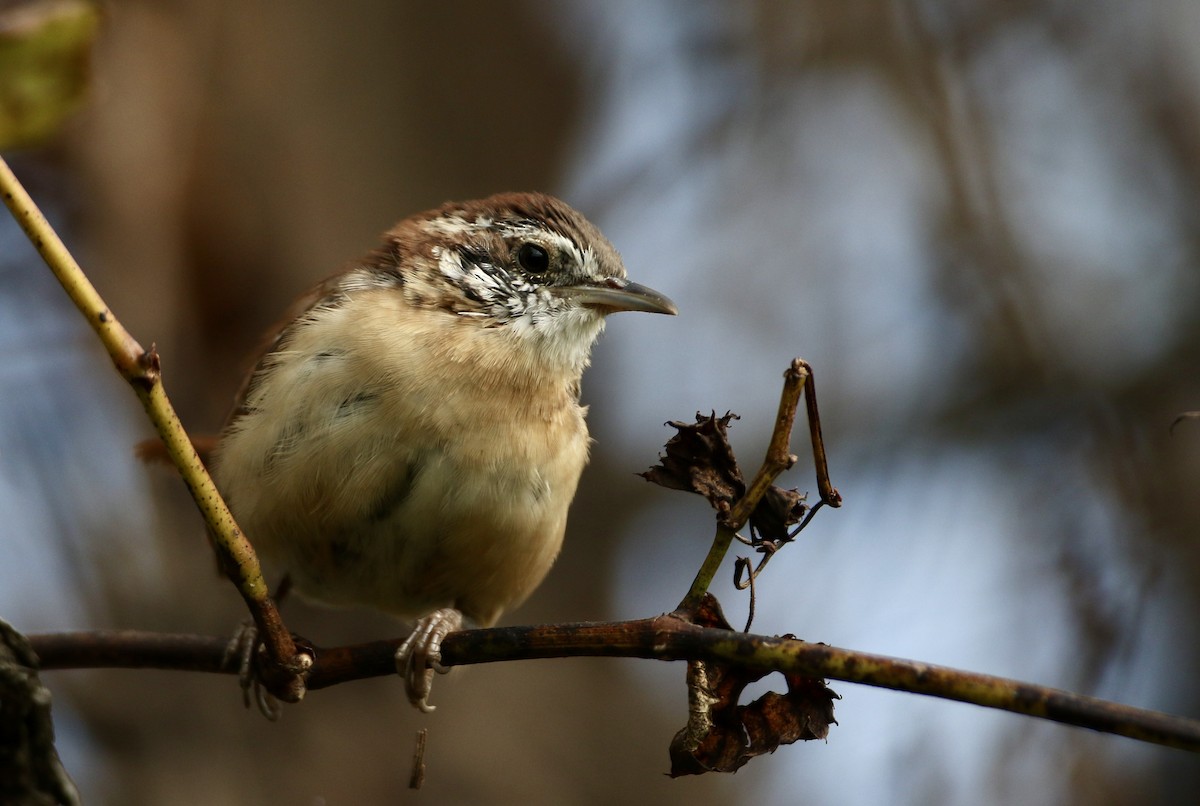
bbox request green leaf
[0,0,100,149]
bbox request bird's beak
[563,278,678,316]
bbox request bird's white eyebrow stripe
[422,215,474,236]
[424,212,587,261]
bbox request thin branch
[27,623,1200,753]
[0,156,307,696]
[798,360,839,506]
[680,359,841,609]
[729,360,808,528]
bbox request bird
[208,192,677,710]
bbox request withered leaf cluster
[669,597,838,776]
[640,411,809,542]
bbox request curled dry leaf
[748,484,809,543]
[640,411,810,540]
[640,411,745,511]
[669,596,839,776]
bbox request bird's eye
[517,242,551,275]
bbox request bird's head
[369,192,676,367]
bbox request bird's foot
[395,608,464,713]
[223,621,281,720]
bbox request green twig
[0,156,308,697]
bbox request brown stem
[680,359,840,610]
[27,625,1200,753]
[797,359,841,507]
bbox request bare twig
[0,156,308,699]
[733,555,758,631]
[26,623,1200,753]
[680,359,841,610]
[798,360,839,506]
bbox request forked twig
[679,359,840,610]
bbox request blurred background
[3,1,1200,803]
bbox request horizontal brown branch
[27,615,1200,753]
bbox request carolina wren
[210,192,676,710]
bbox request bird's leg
[223,575,293,720]
[396,607,464,712]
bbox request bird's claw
[223,621,280,720]
[395,608,464,712]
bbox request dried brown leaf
[669,596,838,776]
[640,411,744,511]
[642,412,810,540]
[748,484,808,543]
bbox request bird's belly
[278,447,579,626]
[226,389,588,626]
